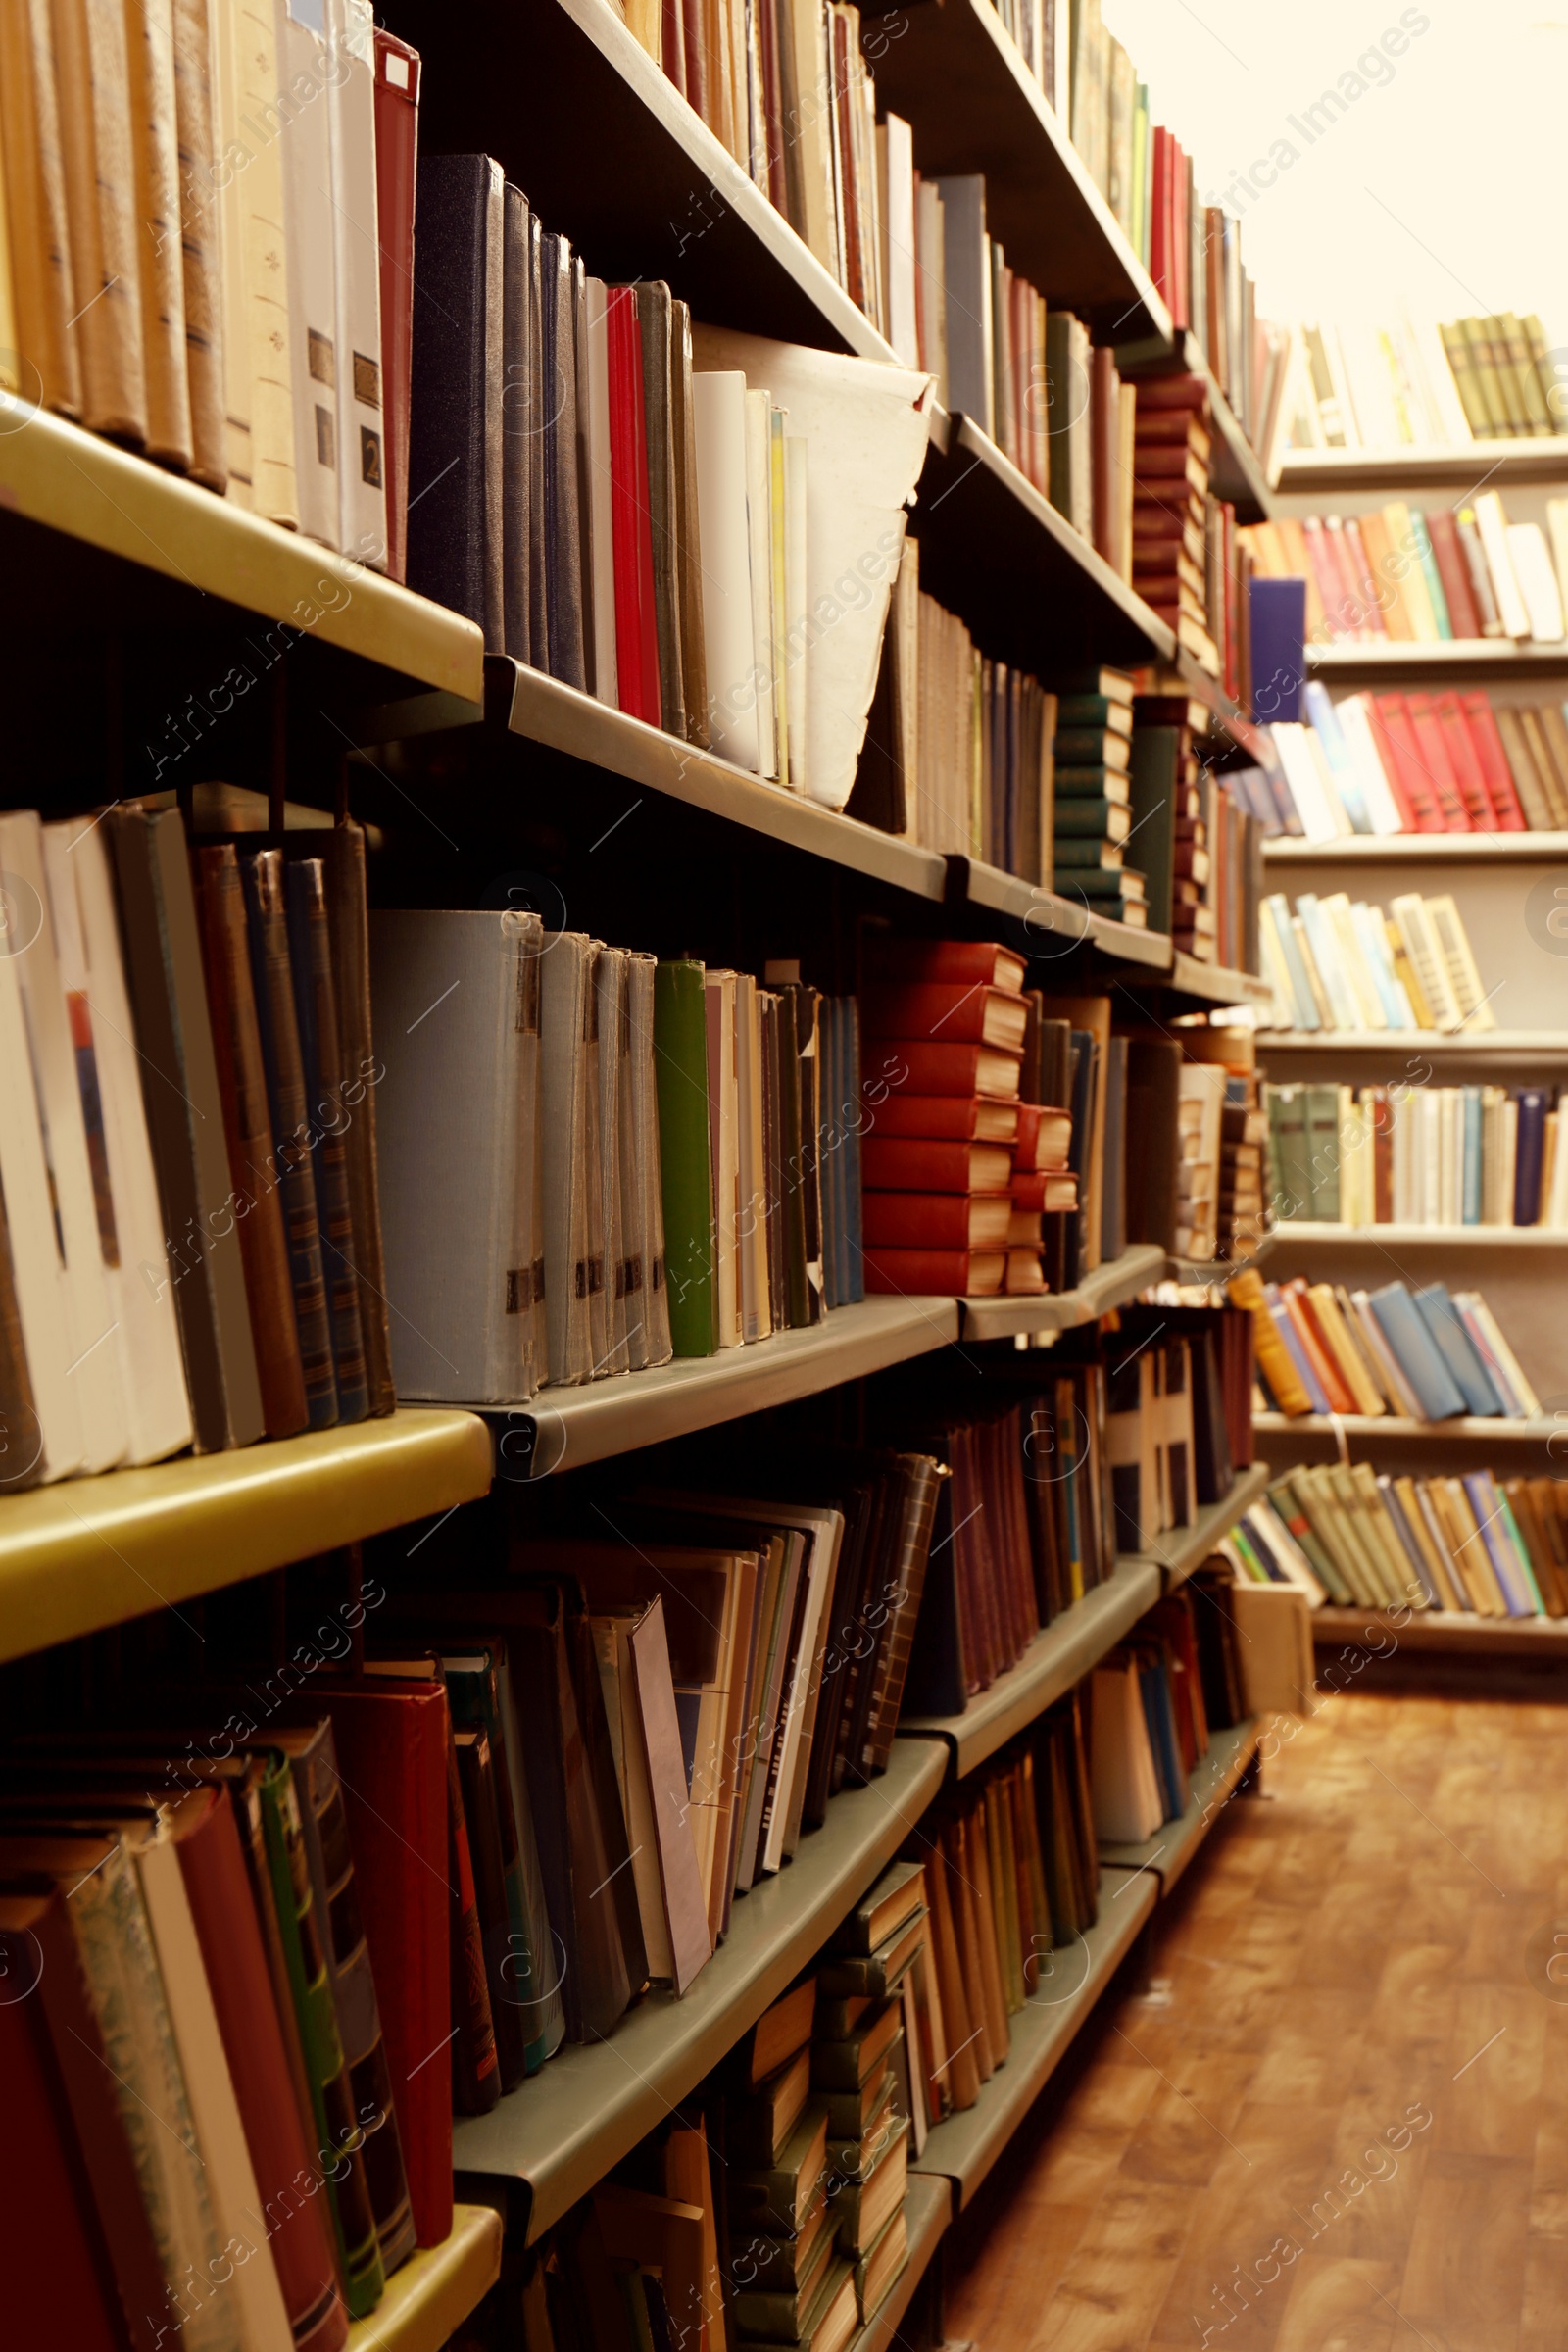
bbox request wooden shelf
[347,2205,504,2352]
[1254,1411,1560,1444]
[1125,1465,1273,1595]
[1278,441,1568,493]
[0,1410,493,1669]
[910,1867,1157,2211]
[1117,331,1272,524]
[959,1244,1168,1339]
[1307,640,1568,679]
[1258,1030,1568,1056]
[1166,953,1273,1008]
[900,1559,1164,1777]
[1263,831,1568,864]
[0,406,484,699]
[466,1298,960,1479]
[851,2173,951,2352]
[859,0,1171,344]
[1267,1223,1568,1249]
[452,1737,950,2238]
[1312,1604,1568,1657]
[954,857,1172,970]
[1099,1718,1260,1894]
[914,416,1176,673]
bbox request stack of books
[1244,1466,1568,1619]
[1265,1079,1568,1229]
[1243,491,1568,645]
[1176,1056,1229,1265]
[1131,377,1216,665]
[1088,1587,1245,1840]
[1240,1272,1540,1423]
[1258,887,1494,1035]
[1218,1069,1269,1261]
[1051,667,1145,923]
[0,801,393,1490]
[860,940,1058,1296]
[1285,312,1562,451]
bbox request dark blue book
[1514,1089,1549,1226]
[1249,576,1306,722]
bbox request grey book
[543,229,587,689]
[540,932,596,1385]
[581,942,611,1376]
[636,280,686,739]
[626,953,673,1368]
[933,174,991,433]
[407,154,505,647]
[597,945,635,1375]
[502,182,532,664]
[368,908,544,1401]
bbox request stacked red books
[1131,377,1231,679]
[858,943,1074,1297]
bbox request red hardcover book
[311,1679,454,2248]
[0,1882,165,2352]
[1323,517,1372,637]
[862,1246,1004,1296]
[1341,518,1389,635]
[861,1191,1014,1250]
[1424,508,1483,641]
[1132,443,1201,480]
[880,1040,1022,1101]
[1368,694,1440,830]
[1010,1169,1079,1212]
[171,1785,348,2350]
[860,1094,1020,1143]
[1133,408,1207,443]
[1434,692,1496,828]
[1300,517,1353,638]
[860,1136,1015,1194]
[1013,1102,1073,1169]
[860,982,1028,1049]
[1149,127,1170,311]
[607,288,662,728]
[1133,374,1208,415]
[372,31,420,583]
[1173,138,1191,329]
[1405,692,1473,829]
[1281,1282,1358,1416]
[1459,691,1528,828]
[866,939,1026,992]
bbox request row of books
[0,0,405,561]
[1173,1033,1268,1268]
[377,917,862,1399]
[1236,1466,1568,1623]
[1088,1577,1249,1843]
[1257,888,1494,1037]
[1242,494,1568,647]
[1265,1082,1568,1231]
[0,805,392,1490]
[1285,313,1564,453]
[1238,1269,1540,1424]
[1235,684,1568,839]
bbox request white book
[370,909,544,1401]
[0,940,83,1481]
[879,114,918,370]
[1390,895,1461,1031]
[1408,312,1476,446]
[0,814,126,1472]
[1439,1088,1460,1226]
[581,942,610,1378]
[275,0,339,549]
[1458,1292,1542,1417]
[691,370,760,774]
[1322,895,1385,1029]
[1505,522,1565,643]
[215,0,299,522]
[915,180,948,404]
[1296,895,1361,1030]
[626,955,672,1368]
[1546,499,1568,623]
[595,947,631,1379]
[744,389,778,780]
[1335,692,1405,834]
[1272,722,1348,841]
[1473,492,1531,640]
[536,931,596,1386]
[584,280,619,710]
[784,434,808,791]
[41,823,193,1465]
[327,0,388,565]
[768,405,790,783]
[705,969,741,1348]
[1338,321,1400,451]
[1089,1660,1163,1842]
[762,1505,843,1870]
[733,972,771,1346]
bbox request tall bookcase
[0,0,1285,2342]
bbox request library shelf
[451,1736,950,2238]
[1253,1411,1561,1445]
[1116,330,1273,525]
[1099,1717,1261,1895]
[953,857,1172,970]
[857,0,1171,343]
[346,2205,504,2352]
[1265,1223,1568,1249]
[914,416,1177,672]
[1167,1237,1277,1286]
[1257,1030,1568,1056]
[1306,640,1568,680]
[1166,953,1274,1009]
[850,2173,952,2352]
[957,1244,1168,1339]
[472,1298,961,1480]
[0,1410,493,1670]
[1263,832,1568,864]
[1125,1464,1274,1595]
[899,1559,1164,1778]
[1278,441,1568,493]
[396,0,893,365]
[0,404,485,699]
[909,1867,1157,2211]
[1311,1604,1568,1658]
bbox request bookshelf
[450,1737,950,2237]
[1311,1604,1568,1659]
[344,2204,504,2352]
[0,1411,492,1668]
[1263,833,1568,864]
[1306,640,1568,679]
[959,1242,1169,1337]
[1268,1223,1568,1249]
[1099,1716,1259,1893]
[1167,953,1277,1010]
[1258,1030,1568,1055]
[1279,441,1568,493]
[1254,1410,1562,1446]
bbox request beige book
[1533,704,1568,828]
[170,0,226,487]
[1473,491,1531,639]
[1390,895,1461,1031]
[1435,1478,1507,1615]
[1381,502,1438,638]
[0,0,81,417]
[122,0,192,467]
[1423,893,1495,1032]
[744,388,778,777]
[1308,1285,1384,1417]
[785,0,833,272]
[1411,1481,1476,1613]
[1457,1292,1542,1418]
[275,0,339,549]
[705,968,742,1348]
[734,971,772,1344]
[1506,521,1565,642]
[0,52,20,394]
[50,0,147,441]
[1318,1466,1386,1606]
[1356,507,1414,639]
[1323,895,1386,1029]
[327,0,387,564]
[1394,1475,1463,1612]
[1351,1461,1423,1605]
[213,0,298,520]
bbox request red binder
[607,288,663,729]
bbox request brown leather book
[322,822,395,1413]
[122,0,192,468]
[0,0,83,416]
[50,0,149,442]
[195,843,309,1438]
[862,1453,943,1777]
[170,0,226,488]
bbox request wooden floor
[943,1686,1568,2352]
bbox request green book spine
[1439,320,1489,437]
[1304,1085,1341,1221]
[1269,1084,1311,1218]
[1406,512,1452,639]
[1054,798,1128,837]
[654,958,717,1356]
[443,1653,550,2073]
[1053,727,1127,763]
[1054,765,1131,795]
[1054,692,1127,725]
[1054,837,1122,868]
[1461,316,1509,436]
[1126,723,1178,935]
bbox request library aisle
[944,1685,1568,2352]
